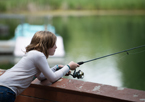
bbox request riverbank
[3,10,145,17]
[1,0,145,12]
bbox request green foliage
[0,0,145,12]
[0,63,14,70]
[0,19,19,40]
[0,1,7,12]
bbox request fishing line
[128,49,145,55]
[70,45,145,79]
[117,54,128,61]
[117,49,145,61]
[77,45,145,65]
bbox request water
[0,15,145,91]
[52,15,145,91]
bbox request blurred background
[0,0,145,91]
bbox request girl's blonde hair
[26,31,56,58]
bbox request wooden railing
[1,69,145,102]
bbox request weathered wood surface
[0,69,145,102]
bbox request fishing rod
[77,45,145,65]
[70,45,145,79]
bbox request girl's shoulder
[26,50,45,58]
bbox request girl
[0,31,79,102]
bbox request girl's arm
[37,65,59,81]
[50,65,59,72]
[35,55,69,83]
[37,65,71,81]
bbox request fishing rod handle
[77,61,84,65]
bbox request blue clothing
[0,86,16,102]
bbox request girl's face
[48,43,57,56]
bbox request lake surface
[52,15,145,91]
[0,14,145,91]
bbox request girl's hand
[55,65,63,71]
[58,65,71,76]
[58,65,64,68]
[65,70,71,76]
[68,61,80,70]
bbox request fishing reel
[56,66,84,79]
[70,69,84,79]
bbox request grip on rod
[77,61,84,65]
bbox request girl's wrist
[56,65,59,70]
[67,65,70,70]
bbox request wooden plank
[15,95,53,102]
[16,78,135,102]
[17,86,127,102]
[1,69,145,102]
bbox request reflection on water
[79,57,122,87]
[54,15,145,91]
[0,15,145,91]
